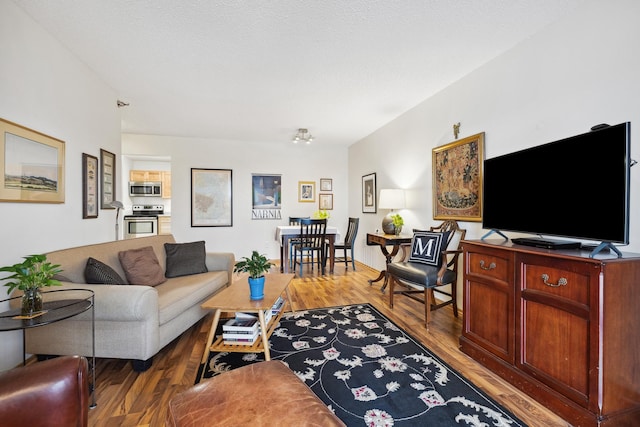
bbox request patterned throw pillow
[118,246,167,286]
[84,257,126,284]
[164,241,208,278]
[408,231,450,267]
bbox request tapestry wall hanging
[432,132,484,221]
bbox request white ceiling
[12,0,586,146]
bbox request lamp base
[382,213,396,235]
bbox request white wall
[122,134,349,259]
[0,2,120,371]
[349,0,640,303]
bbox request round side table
[0,288,96,408]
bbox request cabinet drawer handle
[541,274,568,287]
[479,260,496,270]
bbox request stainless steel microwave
[129,181,161,197]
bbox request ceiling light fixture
[292,128,314,144]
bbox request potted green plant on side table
[233,251,273,300]
[0,254,63,316]
[391,214,404,235]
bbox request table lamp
[110,201,124,240]
[378,189,405,234]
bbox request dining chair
[288,217,309,266]
[386,220,466,329]
[292,218,327,276]
[331,217,359,270]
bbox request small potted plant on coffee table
[0,254,63,316]
[233,251,273,300]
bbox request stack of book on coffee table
[221,297,287,346]
[222,317,260,345]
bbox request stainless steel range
[123,204,164,239]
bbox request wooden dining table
[275,225,340,274]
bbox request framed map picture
[191,168,233,227]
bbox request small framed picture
[362,172,376,213]
[298,181,315,202]
[320,178,332,191]
[319,193,333,210]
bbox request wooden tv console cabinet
[460,240,640,426]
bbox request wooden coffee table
[200,273,295,373]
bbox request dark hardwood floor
[87,262,570,426]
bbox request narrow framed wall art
[82,153,98,219]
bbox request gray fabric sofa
[24,234,234,371]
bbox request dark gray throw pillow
[164,241,208,278]
[85,257,126,284]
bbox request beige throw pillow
[118,246,166,286]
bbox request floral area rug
[196,304,526,427]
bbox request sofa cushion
[85,257,126,284]
[155,271,228,326]
[164,241,208,278]
[118,246,167,286]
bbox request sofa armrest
[43,282,158,322]
[0,355,89,427]
[205,252,235,286]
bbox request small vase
[248,276,265,300]
[394,225,402,236]
[22,288,43,316]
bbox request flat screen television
[482,122,631,252]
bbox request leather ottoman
[167,360,345,426]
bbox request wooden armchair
[387,220,466,328]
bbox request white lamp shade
[378,189,405,210]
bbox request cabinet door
[129,170,147,181]
[161,171,171,198]
[517,254,599,409]
[158,216,171,235]
[463,245,515,363]
[130,170,162,182]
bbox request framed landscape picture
[362,172,376,213]
[432,132,484,221]
[191,168,233,227]
[0,118,65,203]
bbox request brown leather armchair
[0,355,89,427]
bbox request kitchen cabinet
[130,170,162,182]
[161,171,171,198]
[130,170,171,198]
[460,240,640,426]
[158,215,171,235]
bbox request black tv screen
[482,122,631,245]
